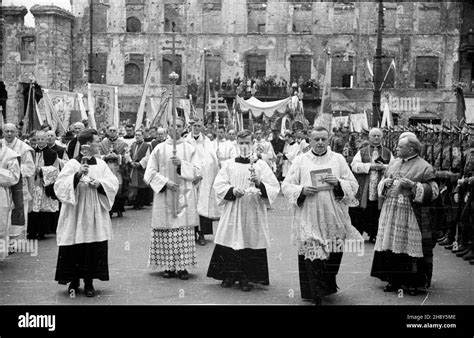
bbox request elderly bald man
[350,128,394,241]
[1,123,35,240]
[66,122,85,159]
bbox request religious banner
[351,111,369,132]
[87,83,119,130]
[332,114,349,129]
[178,99,191,124]
[41,89,79,133]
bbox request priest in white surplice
[54,129,119,297]
[185,117,220,246]
[1,123,35,240]
[0,144,21,260]
[280,130,300,180]
[282,126,363,305]
[207,130,280,291]
[144,117,201,281]
[212,126,237,167]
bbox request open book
[310,168,333,191]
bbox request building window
[290,55,311,84]
[162,54,182,85]
[205,55,222,90]
[331,55,353,88]
[21,36,36,63]
[415,56,439,89]
[202,1,222,33]
[124,53,144,84]
[89,52,108,83]
[88,3,108,33]
[245,54,266,78]
[247,0,267,34]
[164,4,185,33]
[126,17,141,32]
[292,3,312,33]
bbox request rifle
[439,123,444,171]
[449,121,454,172]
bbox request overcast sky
[6,0,72,27]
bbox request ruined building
[1,1,472,126]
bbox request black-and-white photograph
[0,0,472,335]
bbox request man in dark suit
[66,122,85,160]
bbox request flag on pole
[135,60,153,131]
[313,50,332,131]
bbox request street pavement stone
[0,195,472,305]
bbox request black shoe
[453,245,468,253]
[437,235,447,243]
[221,278,234,288]
[463,250,474,261]
[383,283,399,292]
[313,295,322,305]
[177,270,189,280]
[407,287,419,296]
[239,279,252,292]
[438,238,453,246]
[68,279,80,294]
[456,248,470,257]
[84,285,95,297]
[198,234,206,246]
[163,270,176,278]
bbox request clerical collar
[109,137,118,142]
[193,134,200,140]
[235,156,250,164]
[402,154,418,163]
[74,155,97,165]
[123,135,134,139]
[311,149,327,157]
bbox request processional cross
[163,31,185,217]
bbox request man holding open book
[282,126,363,305]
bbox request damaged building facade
[1,1,472,126]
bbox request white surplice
[213,158,280,250]
[282,141,300,177]
[54,158,119,246]
[184,133,221,219]
[281,149,363,260]
[1,138,35,239]
[144,138,201,229]
[0,146,21,260]
[212,139,237,166]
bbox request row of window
[90,52,439,89]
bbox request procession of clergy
[0,117,453,304]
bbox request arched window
[126,17,141,33]
[124,63,142,84]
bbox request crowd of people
[0,116,472,305]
